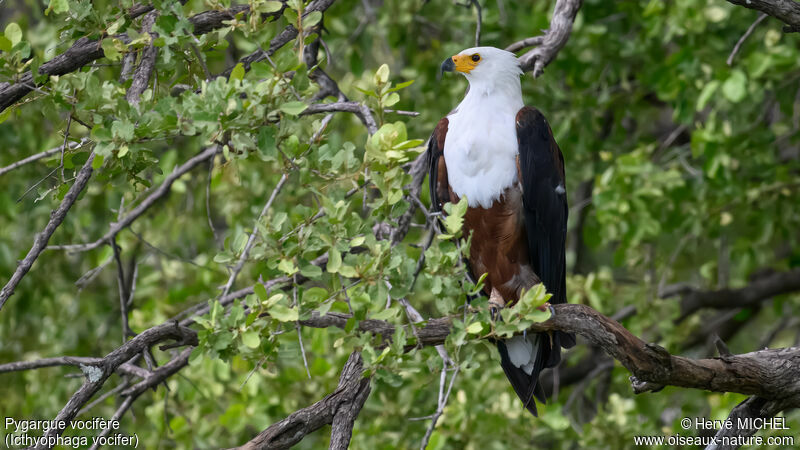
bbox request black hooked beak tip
[438,57,455,80]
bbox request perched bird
[429,46,575,416]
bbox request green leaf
[260,1,284,13]
[279,101,308,115]
[302,11,323,28]
[91,154,104,170]
[327,248,342,273]
[383,92,400,107]
[302,287,328,304]
[465,321,483,334]
[374,64,390,85]
[230,63,245,81]
[254,283,268,300]
[0,107,12,124]
[0,35,12,53]
[101,38,121,61]
[241,330,260,348]
[46,0,69,15]
[370,308,398,321]
[5,23,22,46]
[696,80,719,111]
[722,70,747,103]
[299,264,322,278]
[278,258,298,275]
[270,304,299,322]
[106,17,125,36]
[112,120,135,141]
[387,79,414,93]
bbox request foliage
[1,0,799,448]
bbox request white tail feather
[506,334,540,375]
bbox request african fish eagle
[429,46,576,416]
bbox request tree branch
[301,102,378,135]
[0,5,275,113]
[47,145,218,253]
[36,322,197,446]
[218,0,337,79]
[709,396,795,450]
[235,351,370,450]
[126,11,159,105]
[0,138,90,177]
[298,304,800,405]
[725,0,800,32]
[0,153,96,311]
[509,0,582,77]
[668,267,800,321]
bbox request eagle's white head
[440,46,522,94]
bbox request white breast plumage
[444,88,524,209]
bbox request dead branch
[726,0,800,32]
[301,102,379,135]
[126,11,159,105]
[0,138,90,177]
[666,267,800,321]
[36,322,197,446]
[47,145,218,253]
[0,153,96,310]
[235,351,370,450]
[507,0,583,77]
[710,396,796,450]
[0,356,149,379]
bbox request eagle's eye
[471,54,481,62]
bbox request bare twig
[112,236,134,342]
[220,172,289,297]
[509,0,583,77]
[419,365,459,450]
[47,146,219,253]
[728,13,769,66]
[0,138,89,177]
[0,153,96,310]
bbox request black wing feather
[516,107,576,359]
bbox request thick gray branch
[708,396,795,450]
[299,304,800,405]
[726,0,800,31]
[126,11,159,105]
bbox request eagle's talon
[489,305,500,321]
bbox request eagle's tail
[497,330,571,416]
